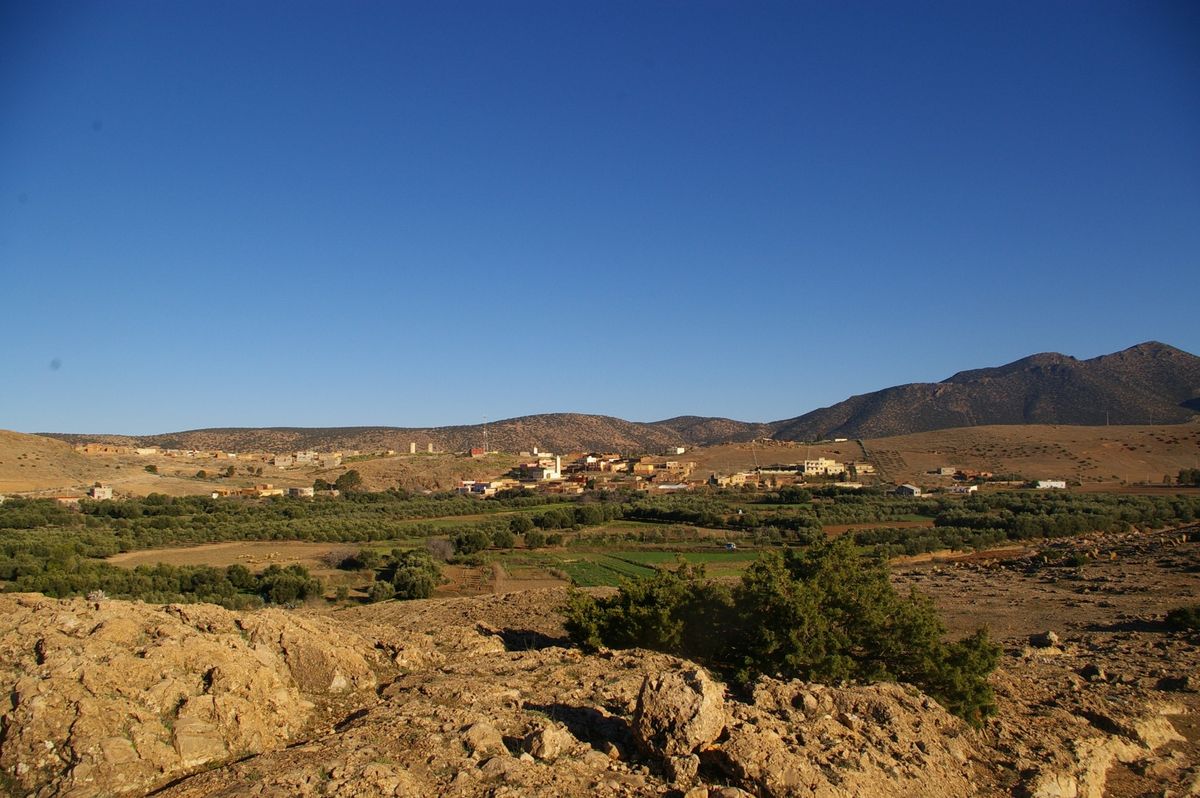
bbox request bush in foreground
[563,538,1000,726]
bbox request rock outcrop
[0,571,1195,798]
[0,594,410,797]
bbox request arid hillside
[41,413,770,456]
[771,341,1200,441]
[0,430,97,494]
[687,422,1200,487]
[6,422,1200,498]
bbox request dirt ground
[686,422,1200,488]
[106,541,371,579]
[895,525,1200,641]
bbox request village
[31,440,1074,505]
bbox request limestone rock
[1031,631,1061,648]
[523,723,577,761]
[463,721,508,756]
[633,667,727,758]
[665,753,700,786]
[0,594,395,797]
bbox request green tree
[453,529,491,555]
[367,579,394,603]
[390,550,442,599]
[144,465,157,474]
[524,529,546,549]
[492,528,516,549]
[335,469,363,492]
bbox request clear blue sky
[2,1,1198,434]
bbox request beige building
[803,458,846,476]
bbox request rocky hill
[39,342,1199,451]
[770,342,1200,441]
[42,414,771,455]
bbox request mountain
[39,342,1200,451]
[769,341,1200,441]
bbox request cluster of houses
[457,449,703,497]
[712,457,874,489]
[271,451,343,469]
[928,466,1069,492]
[74,443,350,470]
[455,452,885,497]
[209,484,329,499]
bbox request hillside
[39,342,1199,453]
[770,341,1200,441]
[43,413,768,456]
[682,422,1200,487]
[0,430,99,494]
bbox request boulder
[523,723,577,761]
[463,721,508,757]
[1031,631,1061,648]
[633,667,727,758]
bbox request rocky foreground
[2,530,1199,797]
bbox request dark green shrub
[453,529,491,555]
[563,538,1000,726]
[366,579,394,603]
[390,550,442,599]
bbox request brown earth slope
[41,413,770,456]
[771,341,1200,441]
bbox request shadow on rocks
[491,627,571,651]
[1085,617,1170,633]
[524,702,636,752]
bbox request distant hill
[769,342,1200,441]
[39,342,1199,451]
[42,414,771,456]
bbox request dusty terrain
[2,526,1198,798]
[0,429,525,497]
[5,423,1200,498]
[688,422,1200,487]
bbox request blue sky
[2,1,1198,434]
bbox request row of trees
[2,559,321,608]
[1178,468,1200,486]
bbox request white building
[1036,480,1067,490]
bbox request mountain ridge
[37,341,1199,452]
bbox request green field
[491,546,762,587]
